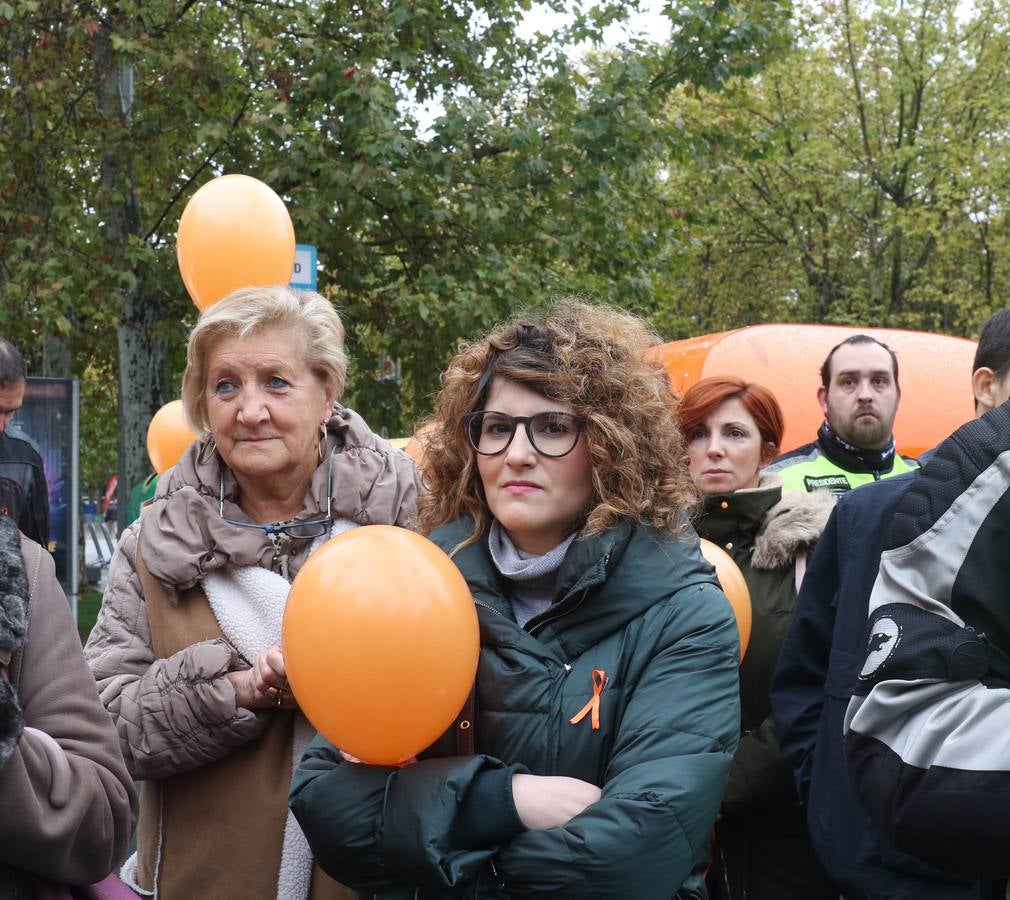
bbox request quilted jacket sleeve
[84,523,267,780]
[290,581,740,899]
[0,540,136,883]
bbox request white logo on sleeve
[859,617,901,678]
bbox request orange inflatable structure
[651,324,977,459]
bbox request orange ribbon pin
[570,669,607,730]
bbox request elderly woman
[678,376,834,900]
[290,301,741,899]
[0,518,136,895]
[86,286,421,900]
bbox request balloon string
[569,669,607,730]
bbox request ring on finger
[265,685,281,704]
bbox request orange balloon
[403,421,438,469]
[283,525,479,765]
[146,400,199,475]
[176,174,296,311]
[699,539,752,661]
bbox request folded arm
[291,582,740,899]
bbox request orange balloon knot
[569,669,607,731]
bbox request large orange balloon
[176,174,296,311]
[651,324,976,459]
[699,539,752,661]
[146,400,199,475]
[283,525,479,764]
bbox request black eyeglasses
[463,411,586,458]
[217,446,334,541]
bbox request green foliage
[656,0,1010,339]
[1,0,789,481]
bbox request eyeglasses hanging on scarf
[217,443,336,572]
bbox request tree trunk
[117,283,168,529]
[94,26,167,531]
[41,334,71,378]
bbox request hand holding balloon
[228,644,297,711]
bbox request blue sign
[290,243,318,290]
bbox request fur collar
[752,479,836,570]
[0,516,27,766]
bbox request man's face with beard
[818,342,900,450]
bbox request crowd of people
[1,290,1009,899]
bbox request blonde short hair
[181,286,347,434]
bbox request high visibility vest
[768,444,918,494]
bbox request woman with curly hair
[290,301,741,899]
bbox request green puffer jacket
[290,517,741,899]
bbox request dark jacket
[772,474,979,899]
[696,483,834,900]
[844,402,1010,876]
[290,517,741,899]
[0,426,49,547]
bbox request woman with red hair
[679,376,835,900]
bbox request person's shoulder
[0,425,42,458]
[840,470,918,510]
[886,405,1010,552]
[331,405,392,452]
[428,517,476,551]
[764,440,820,472]
[330,405,420,483]
[331,406,414,464]
[623,524,732,620]
[753,488,836,568]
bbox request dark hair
[973,309,1010,380]
[820,334,899,390]
[678,377,785,466]
[0,338,26,388]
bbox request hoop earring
[318,423,327,464]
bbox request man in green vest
[765,334,917,493]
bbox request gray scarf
[138,404,412,593]
[488,521,575,627]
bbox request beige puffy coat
[85,405,420,898]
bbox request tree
[1,0,788,519]
[657,0,1010,338]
